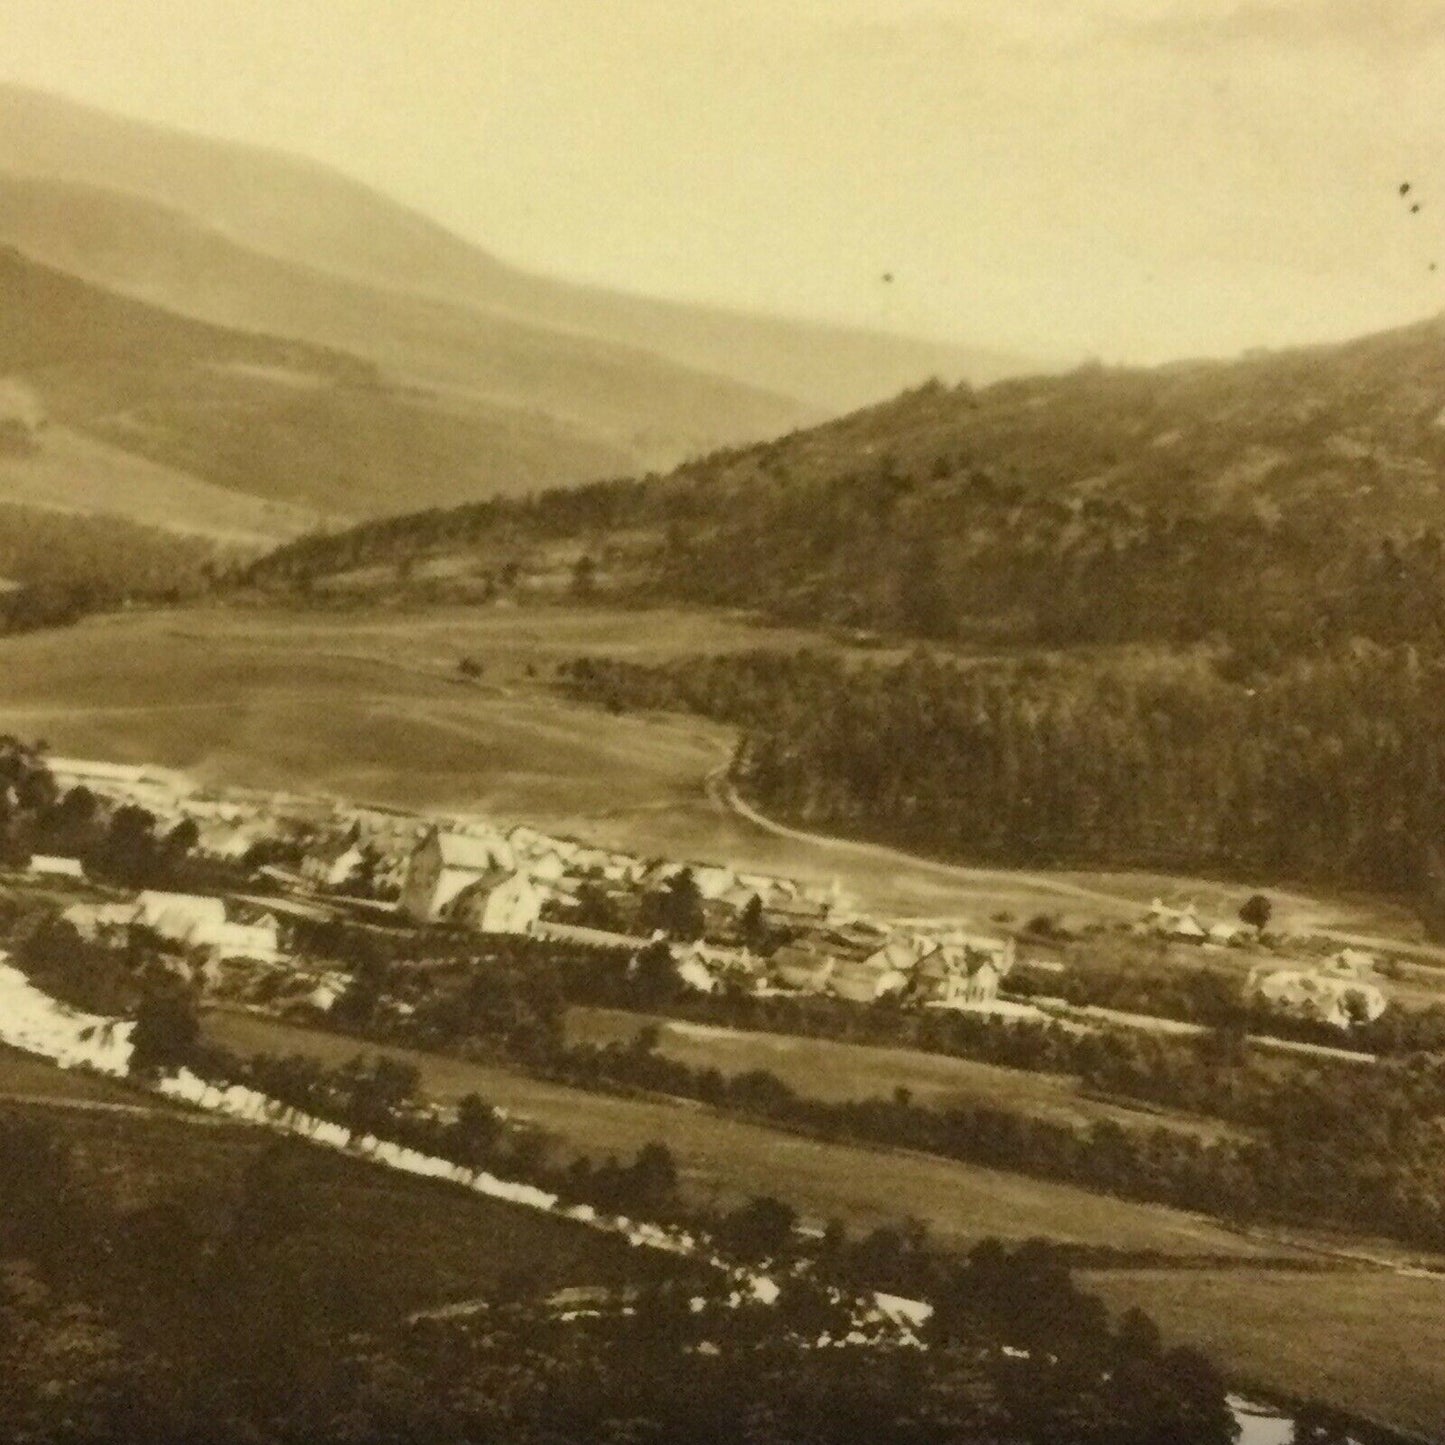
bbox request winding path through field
[706,763,1445,963]
[707,765,1142,915]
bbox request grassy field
[0,1061,671,1317]
[202,1009,1285,1260]
[1055,867,1435,953]
[1,599,1425,941]
[0,1042,156,1106]
[0,426,325,545]
[1088,1267,1445,1442]
[0,603,739,825]
[566,1006,1239,1143]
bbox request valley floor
[0,601,1434,950]
[4,600,1443,1436]
[203,1008,1272,1260]
[203,1008,1445,1443]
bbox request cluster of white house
[1138,899,1251,947]
[1137,899,1389,1028]
[63,890,285,967]
[1246,949,1388,1030]
[18,758,1393,1028]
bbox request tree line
[266,939,1445,1255]
[561,642,1445,901]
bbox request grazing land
[0,1068,668,1314]
[1087,1268,1445,1443]
[0,1042,151,1107]
[566,1006,1241,1143]
[203,1009,1282,1259]
[0,426,323,544]
[0,600,1426,943]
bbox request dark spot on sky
[1412,203,1422,214]
[1401,181,1412,195]
[881,272,894,284]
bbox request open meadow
[1087,1267,1445,1443]
[0,600,1427,942]
[566,1006,1240,1143]
[203,1008,1284,1260]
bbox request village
[22,753,1393,1040]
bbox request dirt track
[708,767,1445,964]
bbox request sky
[2,0,1444,364]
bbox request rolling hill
[0,82,1025,453]
[0,244,639,528]
[0,172,812,473]
[248,311,1445,651]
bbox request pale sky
[2,0,1444,363]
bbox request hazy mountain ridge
[0,245,631,522]
[0,172,815,470]
[0,82,1016,429]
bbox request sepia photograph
[0,2,1443,1441]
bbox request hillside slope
[249,314,1445,651]
[0,245,630,523]
[0,83,1021,415]
[0,172,811,469]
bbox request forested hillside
[561,645,1445,900]
[249,314,1445,655]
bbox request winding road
[705,762,1445,964]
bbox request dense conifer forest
[560,643,1445,900]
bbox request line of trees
[283,940,1445,1253]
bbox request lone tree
[631,941,679,1007]
[718,1195,796,1260]
[626,1141,679,1213]
[1238,893,1273,934]
[570,553,597,598]
[128,982,199,1078]
[659,867,705,941]
[447,1092,503,1169]
[739,893,766,948]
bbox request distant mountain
[0,173,810,474]
[0,245,633,526]
[0,83,1025,445]
[249,314,1445,653]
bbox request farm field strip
[203,1009,1287,1259]
[565,1005,1241,1142]
[1087,1268,1445,1443]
